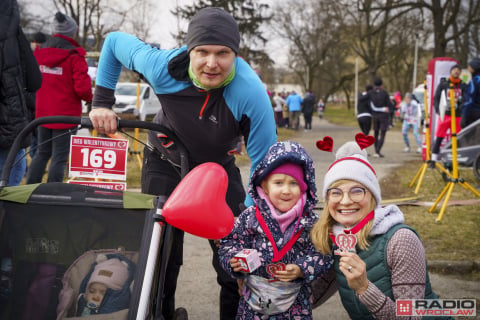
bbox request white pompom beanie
[87,257,129,291]
[323,141,381,206]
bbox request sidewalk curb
[428,260,480,274]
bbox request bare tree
[48,0,155,51]
[271,0,340,93]
[451,1,480,64]
[374,0,480,58]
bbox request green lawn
[323,103,358,127]
[381,160,480,280]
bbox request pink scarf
[257,187,306,233]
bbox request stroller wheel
[174,307,188,320]
[474,153,480,181]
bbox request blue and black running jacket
[92,32,277,206]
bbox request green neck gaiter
[188,62,235,90]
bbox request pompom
[335,141,367,160]
[55,12,66,23]
[95,253,108,263]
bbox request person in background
[317,98,325,119]
[282,92,290,128]
[88,7,277,320]
[368,77,394,158]
[356,85,373,136]
[311,141,441,320]
[391,91,402,127]
[286,91,303,130]
[28,31,48,159]
[302,90,316,131]
[26,12,92,184]
[272,91,285,127]
[0,0,42,186]
[461,58,480,128]
[431,64,466,164]
[400,93,422,153]
[31,31,47,51]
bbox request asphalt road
[175,116,480,319]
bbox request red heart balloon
[355,132,375,149]
[316,136,334,152]
[161,162,234,239]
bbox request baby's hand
[230,257,247,273]
[274,264,304,282]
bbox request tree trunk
[432,0,447,57]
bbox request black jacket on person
[356,91,372,117]
[368,86,393,115]
[302,93,316,116]
[433,78,467,117]
[0,0,42,150]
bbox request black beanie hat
[374,77,382,86]
[468,58,480,73]
[450,64,461,72]
[185,7,240,54]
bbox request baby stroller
[0,116,234,320]
[440,118,480,181]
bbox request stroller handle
[0,116,188,187]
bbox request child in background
[77,254,134,316]
[219,141,333,319]
[400,93,422,153]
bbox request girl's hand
[229,257,247,273]
[274,264,304,282]
[338,251,369,295]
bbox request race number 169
[69,136,128,180]
[80,148,116,168]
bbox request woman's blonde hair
[311,179,377,255]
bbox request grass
[323,103,359,127]
[381,160,480,280]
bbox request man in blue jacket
[286,91,303,130]
[89,7,277,320]
[461,58,480,128]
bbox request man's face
[450,67,461,79]
[189,45,235,89]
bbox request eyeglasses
[326,187,367,203]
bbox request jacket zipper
[198,90,210,119]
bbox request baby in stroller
[56,250,136,319]
[77,254,135,316]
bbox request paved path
[175,116,480,319]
